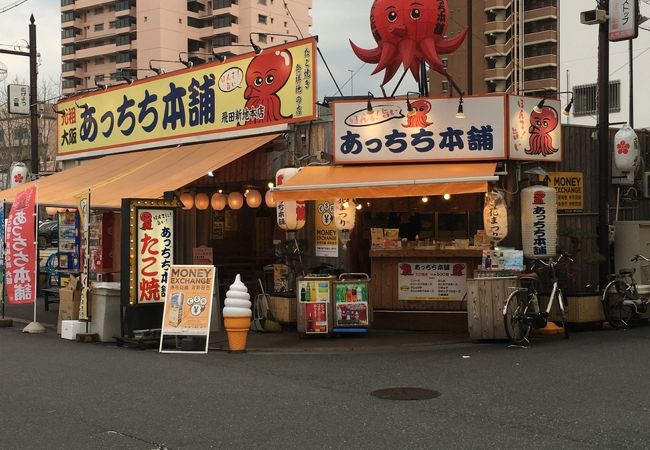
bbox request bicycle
[602,254,650,328]
[502,252,573,345]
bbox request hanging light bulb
[421,196,429,203]
[245,189,262,208]
[356,203,363,210]
[443,194,451,201]
[211,192,226,210]
[228,192,244,210]
[194,193,209,210]
[179,192,194,210]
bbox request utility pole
[597,1,610,288]
[0,15,39,175]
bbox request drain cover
[371,387,440,401]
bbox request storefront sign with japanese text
[56,38,317,160]
[160,265,215,354]
[137,208,174,304]
[540,172,583,211]
[315,200,338,257]
[509,96,562,162]
[6,187,36,304]
[333,95,507,164]
[398,262,467,301]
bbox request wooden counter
[370,248,483,313]
[467,277,518,340]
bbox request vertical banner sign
[521,186,558,259]
[6,187,36,304]
[160,265,215,354]
[315,200,338,257]
[137,208,174,303]
[0,202,5,284]
[75,190,91,320]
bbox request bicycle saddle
[517,273,539,282]
[619,268,634,276]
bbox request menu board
[398,262,468,301]
[334,281,369,327]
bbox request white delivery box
[61,320,86,340]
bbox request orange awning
[0,133,279,209]
[272,162,498,201]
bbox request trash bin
[332,273,371,334]
[90,282,121,342]
[296,275,335,337]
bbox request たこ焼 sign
[56,38,317,159]
[333,95,507,164]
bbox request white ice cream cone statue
[222,274,252,352]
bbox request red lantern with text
[614,124,639,174]
[276,168,305,231]
[350,0,468,86]
[521,186,557,259]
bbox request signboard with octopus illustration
[509,96,562,162]
[56,38,317,159]
[333,95,507,164]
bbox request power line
[0,0,28,14]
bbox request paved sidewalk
[2,296,475,354]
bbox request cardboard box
[57,276,81,334]
[547,295,605,323]
[61,320,86,340]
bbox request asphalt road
[2,325,650,449]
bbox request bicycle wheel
[557,290,569,339]
[503,289,532,345]
[603,280,635,329]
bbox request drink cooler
[296,275,336,337]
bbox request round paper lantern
[45,207,58,217]
[333,198,356,231]
[9,162,28,188]
[179,192,194,210]
[275,168,306,231]
[483,191,508,244]
[211,193,226,210]
[614,124,639,173]
[57,208,67,213]
[227,192,244,210]
[521,186,557,259]
[245,189,262,208]
[265,190,276,208]
[195,193,209,210]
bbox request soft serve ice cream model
[222,274,252,352]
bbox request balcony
[522,78,558,92]
[523,30,558,45]
[523,54,557,69]
[75,42,117,60]
[484,16,513,35]
[524,6,558,22]
[484,0,512,11]
[484,62,513,81]
[484,39,513,57]
[115,6,136,18]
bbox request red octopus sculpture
[350,0,468,86]
[526,106,559,157]
[243,49,293,125]
[403,99,433,128]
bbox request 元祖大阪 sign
[540,172,584,211]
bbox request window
[95,74,105,82]
[213,14,236,28]
[214,0,236,8]
[61,28,76,39]
[62,62,75,72]
[573,80,621,116]
[258,33,268,43]
[115,34,131,46]
[188,17,203,28]
[213,34,237,47]
[258,0,267,4]
[441,80,449,93]
[62,45,75,55]
[115,0,131,11]
[61,0,74,6]
[62,79,77,89]
[258,14,267,24]
[95,58,105,65]
[94,23,104,31]
[116,52,132,63]
[115,17,135,28]
[61,12,74,22]
[109,21,117,29]
[442,58,448,69]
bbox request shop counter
[467,277,518,340]
[370,248,483,314]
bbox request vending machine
[296,275,336,337]
[332,273,371,334]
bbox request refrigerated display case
[87,212,116,281]
[57,211,80,287]
[296,275,336,337]
[333,273,371,334]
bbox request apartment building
[61,0,312,95]
[429,0,559,97]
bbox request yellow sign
[315,200,338,257]
[540,172,584,211]
[57,38,317,159]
